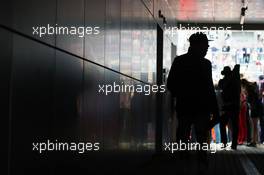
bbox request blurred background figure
[238,85,248,145]
[241,79,263,147]
[218,65,241,150]
[259,76,264,144]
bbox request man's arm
[233,64,241,104]
[207,62,220,128]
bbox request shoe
[231,144,237,150]
[247,142,256,147]
[221,143,227,149]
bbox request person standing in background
[259,76,264,144]
[242,79,262,147]
[218,65,241,150]
[238,86,247,145]
[214,85,223,144]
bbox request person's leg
[194,116,210,168]
[220,112,229,146]
[252,117,259,144]
[190,124,197,142]
[260,115,264,143]
[227,121,232,142]
[231,110,239,149]
[176,117,192,161]
[194,117,210,145]
[246,104,252,143]
[241,109,248,144]
[238,105,247,144]
[238,112,243,144]
[214,124,221,144]
[177,117,192,143]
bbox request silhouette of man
[167,32,219,161]
[218,65,240,150]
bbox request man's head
[188,32,210,57]
[221,66,232,76]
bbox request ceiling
[167,0,264,23]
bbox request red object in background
[178,0,196,20]
[256,61,261,65]
[238,93,247,144]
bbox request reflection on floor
[24,145,264,175]
[142,144,264,175]
[44,144,264,175]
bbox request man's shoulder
[202,58,212,65]
[177,53,188,58]
[201,58,212,69]
[172,54,212,67]
[172,54,188,64]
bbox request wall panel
[105,0,121,71]
[53,51,83,141]
[13,0,56,45]
[56,0,84,57]
[85,0,106,65]
[10,34,54,174]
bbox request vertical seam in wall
[83,0,85,60]
[8,3,16,174]
[118,0,121,148]
[132,0,134,80]
[8,27,14,175]
[102,0,107,150]
[54,0,58,49]
[82,0,86,141]
[130,1,133,86]
[119,0,121,73]
[153,0,154,17]
[52,0,58,143]
[83,0,85,59]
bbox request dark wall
[1,1,13,174]
[1,0,175,174]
